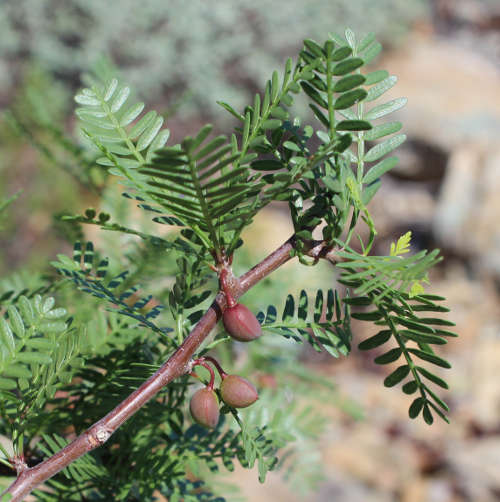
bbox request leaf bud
[223,303,262,342]
[189,387,219,428]
[220,375,259,408]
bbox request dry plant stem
[3,236,338,501]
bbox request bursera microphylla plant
[1,29,458,502]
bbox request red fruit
[223,303,262,342]
[189,388,219,428]
[220,375,259,408]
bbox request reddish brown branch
[3,236,338,501]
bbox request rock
[368,176,436,241]
[390,138,447,183]
[433,146,500,278]
[448,437,500,501]
[380,32,500,150]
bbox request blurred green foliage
[0,0,428,113]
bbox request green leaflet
[363,121,402,141]
[365,76,397,102]
[402,380,418,394]
[333,74,366,92]
[409,397,424,418]
[52,241,173,339]
[260,289,351,358]
[364,134,406,162]
[407,349,451,369]
[293,33,409,256]
[336,120,372,131]
[75,79,170,171]
[374,348,402,364]
[339,240,453,424]
[364,98,408,120]
[0,294,86,438]
[416,366,449,389]
[362,156,399,184]
[384,365,410,387]
[138,124,262,255]
[364,70,389,85]
[357,329,391,350]
[332,57,364,75]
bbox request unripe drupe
[223,303,262,342]
[219,268,262,342]
[189,387,219,428]
[220,375,259,408]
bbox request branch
[2,236,340,501]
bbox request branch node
[89,427,111,447]
[185,359,196,374]
[12,456,28,476]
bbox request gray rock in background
[434,146,500,279]
[377,31,500,277]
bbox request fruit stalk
[190,360,216,389]
[198,355,227,379]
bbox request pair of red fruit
[189,270,262,428]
